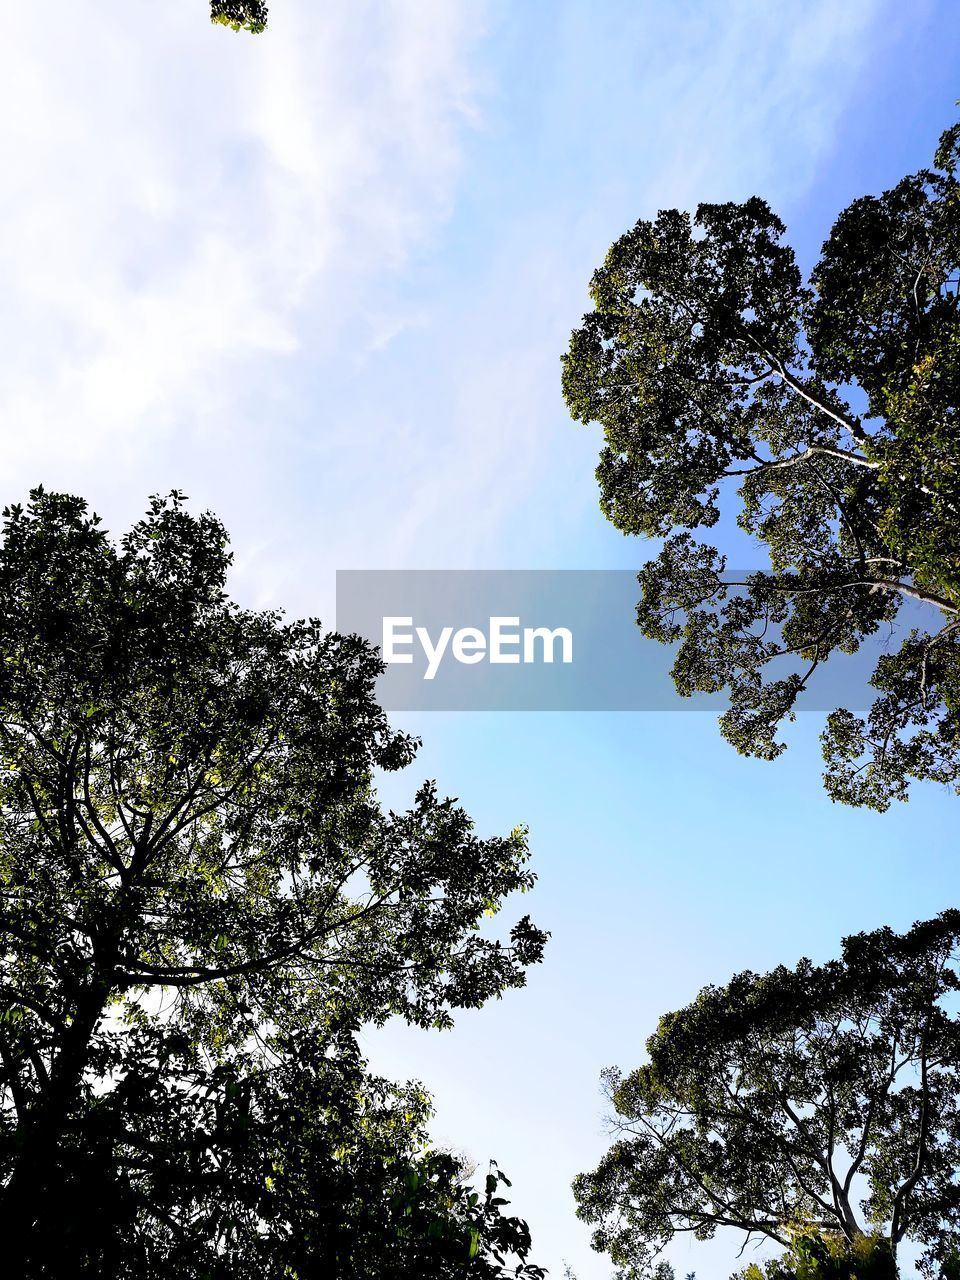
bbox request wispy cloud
[328,0,894,571]
[0,0,894,608]
[0,1,486,529]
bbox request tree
[0,489,546,1277]
[562,115,960,809]
[210,1,268,33]
[573,912,960,1280]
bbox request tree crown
[563,115,960,807]
[574,911,960,1280]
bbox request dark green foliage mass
[210,1,268,33]
[0,489,546,1277]
[733,1232,897,1280]
[563,116,960,808]
[574,912,960,1280]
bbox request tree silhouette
[0,489,546,1277]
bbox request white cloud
[0,0,897,615]
[0,0,485,480]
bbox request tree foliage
[734,1232,896,1280]
[0,489,546,1277]
[573,912,960,1280]
[562,116,960,808]
[210,1,268,33]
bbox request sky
[2,1,960,1275]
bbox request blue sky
[3,2,960,1274]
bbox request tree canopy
[210,1,268,33]
[0,489,546,1277]
[574,911,960,1280]
[562,115,960,809]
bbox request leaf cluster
[210,1,268,34]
